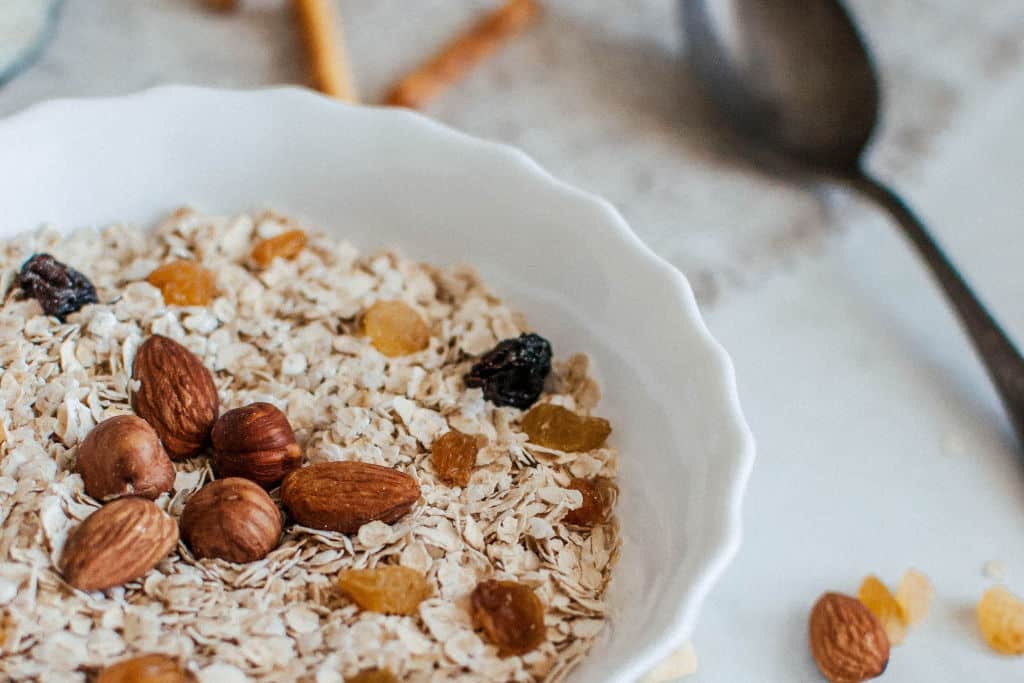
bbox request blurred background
[5,2,1024,680]
[4,1,1022,309]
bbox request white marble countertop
[3,1,1024,680]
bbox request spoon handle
[848,171,1024,443]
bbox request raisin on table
[464,333,552,409]
[978,586,1024,655]
[857,575,906,645]
[894,569,933,626]
[17,253,98,320]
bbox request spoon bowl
[682,0,1024,445]
[684,0,879,170]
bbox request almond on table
[809,592,889,683]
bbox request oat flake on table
[0,208,620,683]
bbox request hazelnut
[212,402,301,488]
[77,415,175,501]
[180,478,282,563]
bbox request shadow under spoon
[680,0,1024,446]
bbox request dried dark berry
[17,253,98,320]
[464,333,552,409]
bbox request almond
[281,461,420,534]
[132,335,219,459]
[60,497,178,591]
[181,478,282,563]
[809,592,890,683]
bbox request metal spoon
[681,0,1024,444]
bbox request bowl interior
[0,87,753,682]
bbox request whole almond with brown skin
[281,461,420,534]
[77,415,175,501]
[180,477,282,563]
[60,497,178,591]
[809,592,890,683]
[132,335,219,459]
[97,653,197,683]
[212,402,301,488]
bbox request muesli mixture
[0,209,619,683]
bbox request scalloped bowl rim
[0,86,755,682]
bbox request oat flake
[0,210,620,682]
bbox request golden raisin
[431,429,478,487]
[470,579,546,656]
[146,260,215,306]
[978,586,1024,655]
[895,568,933,626]
[96,654,196,683]
[362,300,430,357]
[563,477,617,526]
[520,403,610,452]
[337,565,432,616]
[858,575,906,646]
[346,670,399,683]
[251,229,308,267]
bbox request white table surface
[695,76,1024,681]
[4,2,1024,680]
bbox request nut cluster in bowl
[0,209,620,682]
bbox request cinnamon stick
[385,0,541,109]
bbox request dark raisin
[464,333,552,409]
[17,253,98,320]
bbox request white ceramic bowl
[0,86,754,682]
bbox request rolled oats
[0,209,620,682]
